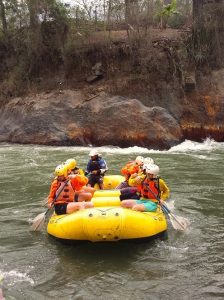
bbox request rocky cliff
[0,33,224,149]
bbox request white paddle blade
[169,214,190,231]
[31,212,46,231]
[165,200,175,211]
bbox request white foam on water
[189,154,213,160]
[1,139,224,157]
[150,241,190,261]
[86,139,224,156]
[168,138,224,153]
[0,270,34,286]
[94,145,156,155]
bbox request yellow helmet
[55,164,68,177]
[65,159,77,170]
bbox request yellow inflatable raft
[47,176,167,242]
[94,174,124,189]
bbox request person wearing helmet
[85,149,108,189]
[115,161,138,189]
[135,156,144,166]
[115,166,132,190]
[65,158,95,198]
[121,163,169,212]
[125,156,148,187]
[126,157,154,187]
[127,157,154,187]
[47,164,93,215]
[114,161,140,200]
[144,157,154,165]
[65,158,85,176]
[116,157,144,189]
[115,157,146,198]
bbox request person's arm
[85,160,91,175]
[128,174,139,186]
[98,159,108,175]
[128,173,145,186]
[70,174,88,191]
[159,179,170,201]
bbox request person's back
[115,160,140,200]
[86,150,108,189]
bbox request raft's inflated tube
[47,206,167,242]
[94,175,124,190]
[93,190,121,198]
[92,197,120,207]
[47,175,168,242]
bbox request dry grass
[87,28,183,44]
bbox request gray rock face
[0,90,183,149]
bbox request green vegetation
[0,0,223,100]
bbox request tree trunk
[0,0,7,33]
[107,0,112,37]
[27,0,39,29]
[193,0,203,21]
[125,0,130,23]
[192,1,224,69]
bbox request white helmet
[144,157,154,164]
[135,156,144,165]
[144,163,159,177]
[89,149,99,156]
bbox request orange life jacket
[55,180,75,204]
[139,178,160,202]
[121,161,139,175]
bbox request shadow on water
[30,232,169,299]
[46,231,168,272]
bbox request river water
[0,139,224,300]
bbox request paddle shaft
[31,180,70,231]
[42,179,70,217]
[160,204,186,229]
[143,182,186,230]
[48,179,70,210]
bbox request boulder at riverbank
[0,90,183,149]
[1,31,224,149]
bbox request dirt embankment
[0,29,224,149]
